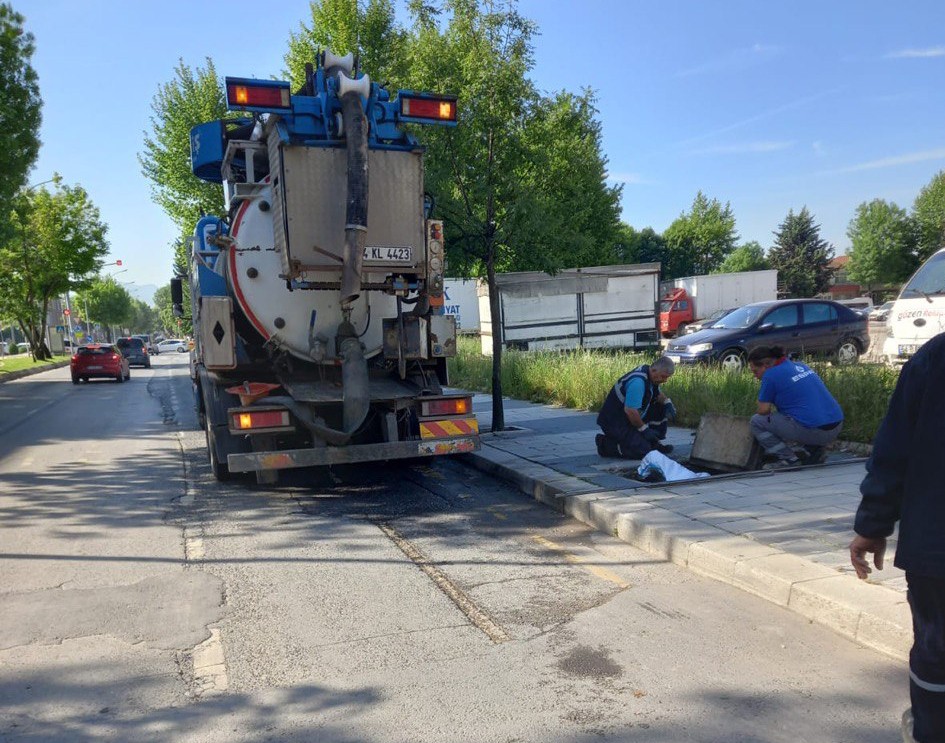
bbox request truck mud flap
[226,436,480,472]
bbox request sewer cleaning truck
[175,50,479,482]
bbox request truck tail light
[398,92,458,125]
[419,396,471,417]
[225,78,292,111]
[231,409,291,431]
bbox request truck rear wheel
[205,417,231,481]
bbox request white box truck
[479,264,661,354]
[659,269,778,337]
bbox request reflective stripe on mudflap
[420,417,479,439]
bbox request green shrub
[449,337,898,444]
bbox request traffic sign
[56,325,64,333]
[63,308,71,316]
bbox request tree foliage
[284,0,408,90]
[662,192,738,278]
[715,240,769,274]
[0,3,42,219]
[75,276,133,339]
[768,207,833,298]
[139,59,229,243]
[912,170,945,262]
[846,199,917,289]
[0,182,109,358]
[154,282,192,337]
[613,224,670,268]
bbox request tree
[0,3,42,221]
[846,199,918,291]
[0,182,109,358]
[128,299,158,334]
[768,207,833,297]
[912,170,945,262]
[284,0,409,91]
[75,276,133,341]
[404,0,621,429]
[715,240,769,274]
[140,58,231,270]
[154,283,192,337]
[613,224,670,269]
[662,192,738,278]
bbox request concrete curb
[465,442,910,661]
[0,359,70,383]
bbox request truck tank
[181,50,479,482]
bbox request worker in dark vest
[596,356,676,459]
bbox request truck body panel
[882,248,945,364]
[479,264,661,354]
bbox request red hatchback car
[71,344,131,384]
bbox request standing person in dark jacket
[850,332,945,743]
[596,356,676,459]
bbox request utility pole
[64,294,75,352]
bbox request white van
[883,247,945,364]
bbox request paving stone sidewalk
[463,393,911,662]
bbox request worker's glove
[664,398,677,423]
[638,424,662,446]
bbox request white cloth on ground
[637,450,710,482]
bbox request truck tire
[205,417,231,481]
[718,349,746,372]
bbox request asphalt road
[0,355,908,742]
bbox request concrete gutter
[466,439,909,662]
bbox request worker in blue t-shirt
[595,356,677,459]
[747,345,843,469]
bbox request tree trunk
[486,257,505,432]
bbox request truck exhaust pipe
[338,72,371,308]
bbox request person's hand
[639,425,661,446]
[849,534,886,579]
[664,398,677,422]
[656,392,668,404]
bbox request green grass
[0,353,66,377]
[449,336,899,444]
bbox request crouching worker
[596,356,676,459]
[748,345,843,469]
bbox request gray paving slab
[465,394,909,661]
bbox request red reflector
[401,95,457,123]
[232,410,289,430]
[227,82,291,110]
[111,354,121,361]
[420,397,471,417]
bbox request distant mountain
[127,284,160,306]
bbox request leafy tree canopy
[0,181,109,358]
[75,276,133,333]
[662,191,738,278]
[715,240,769,274]
[846,199,917,288]
[154,282,192,337]
[0,3,42,218]
[139,59,230,248]
[768,207,833,297]
[614,224,670,268]
[912,170,945,262]
[284,0,408,91]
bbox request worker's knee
[749,414,768,434]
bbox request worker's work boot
[655,442,674,455]
[596,434,621,458]
[901,708,915,742]
[763,456,801,470]
[801,445,827,465]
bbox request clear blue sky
[18,0,945,301]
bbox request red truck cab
[659,288,693,337]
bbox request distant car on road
[116,337,151,368]
[869,301,895,322]
[71,344,130,384]
[664,298,869,371]
[156,338,188,354]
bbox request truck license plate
[363,246,412,262]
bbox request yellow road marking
[531,535,631,589]
[486,506,507,521]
